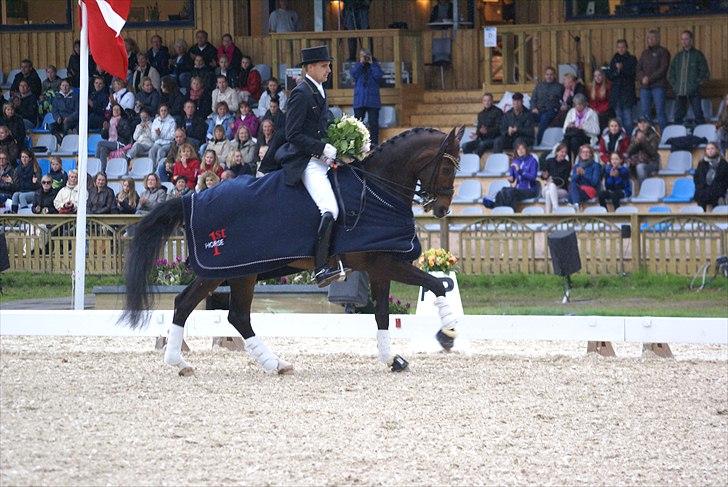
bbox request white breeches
[542,181,568,213]
[302,157,339,219]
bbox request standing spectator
[190,55,215,91]
[482,141,538,210]
[606,39,637,134]
[562,93,600,161]
[13,80,38,130]
[231,102,259,141]
[66,40,96,88]
[171,39,193,89]
[598,118,630,164]
[717,94,728,155]
[552,73,586,127]
[1,103,27,149]
[168,176,191,198]
[189,30,217,68]
[268,0,299,33]
[693,142,728,210]
[160,78,185,122]
[215,54,238,88]
[238,56,262,103]
[350,50,383,145]
[637,29,671,129]
[115,177,139,214]
[0,151,16,210]
[32,175,58,214]
[217,34,243,73]
[87,172,115,214]
[598,152,632,211]
[53,170,79,214]
[136,173,167,215]
[96,104,133,170]
[50,80,79,139]
[149,104,176,165]
[10,149,41,212]
[261,98,286,134]
[589,69,611,129]
[463,92,502,156]
[179,100,207,147]
[47,156,68,191]
[146,35,170,77]
[107,78,135,112]
[211,75,240,115]
[530,67,563,145]
[626,117,660,184]
[10,59,42,98]
[185,76,212,118]
[493,92,535,152]
[668,30,710,125]
[227,126,257,173]
[207,103,236,140]
[343,0,372,62]
[256,119,285,176]
[131,53,161,93]
[124,38,140,73]
[173,143,201,191]
[135,77,161,115]
[568,145,602,206]
[540,143,571,213]
[0,126,20,163]
[42,65,62,93]
[257,77,288,117]
[88,76,109,130]
[429,0,453,22]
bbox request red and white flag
[83,0,130,80]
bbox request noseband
[419,152,460,212]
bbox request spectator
[146,35,170,77]
[268,0,299,33]
[462,93,502,156]
[568,145,602,206]
[53,169,79,214]
[256,119,285,176]
[13,80,38,130]
[562,93,600,161]
[131,53,161,93]
[135,77,161,115]
[189,30,217,68]
[540,143,571,213]
[261,98,286,134]
[125,108,154,163]
[173,143,200,191]
[88,76,109,130]
[124,38,140,73]
[160,128,188,172]
[67,40,96,88]
[115,177,139,214]
[207,103,235,140]
[199,149,224,177]
[227,126,257,174]
[47,156,68,191]
[50,80,79,140]
[157,157,175,184]
[0,126,20,163]
[10,59,42,98]
[257,77,287,117]
[589,69,611,129]
[343,0,372,61]
[1,103,27,149]
[606,39,638,134]
[149,104,176,165]
[212,75,240,115]
[238,55,262,103]
[160,78,185,122]
[493,92,534,152]
[626,117,660,184]
[429,0,453,22]
[221,169,235,181]
[552,72,586,127]
[350,50,383,145]
[87,172,115,214]
[32,175,58,214]
[598,152,632,211]
[668,30,710,125]
[186,76,212,118]
[168,175,191,198]
[92,66,113,93]
[693,142,728,210]
[598,118,630,164]
[217,34,243,73]
[42,65,62,93]
[107,78,135,112]
[717,94,728,155]
[10,149,41,212]
[179,100,207,147]
[230,101,258,140]
[190,55,215,91]
[0,151,15,211]
[96,104,134,170]
[482,141,538,210]
[206,128,234,164]
[215,54,238,88]
[136,173,167,215]
[530,67,563,145]
[171,39,193,89]
[637,29,670,129]
[196,170,220,192]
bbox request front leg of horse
[370,279,408,372]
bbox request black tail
[119,197,185,329]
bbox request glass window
[125,0,194,27]
[565,0,728,20]
[0,0,72,31]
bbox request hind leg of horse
[167,277,222,374]
[370,278,409,372]
[227,276,293,375]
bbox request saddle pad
[182,166,421,279]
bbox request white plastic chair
[450,206,485,232]
[33,134,58,155]
[486,179,510,199]
[630,177,666,203]
[107,181,122,195]
[583,205,608,214]
[477,153,509,176]
[521,206,545,215]
[378,106,396,128]
[452,179,482,203]
[456,153,480,177]
[459,127,476,150]
[711,205,728,215]
[679,205,704,214]
[3,69,20,89]
[161,181,175,192]
[56,68,68,79]
[554,206,576,215]
[253,64,272,82]
[128,158,153,180]
[36,68,48,82]
[533,127,564,151]
[660,151,692,175]
[615,205,639,214]
[692,124,717,143]
[328,106,343,120]
[659,125,687,149]
[105,158,128,180]
[491,206,515,215]
[53,134,79,155]
[86,157,102,176]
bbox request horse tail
[119,197,185,329]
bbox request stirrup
[314,259,350,287]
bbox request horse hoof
[178,367,195,377]
[436,330,455,352]
[390,354,409,372]
[277,360,294,375]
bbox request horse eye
[441,166,453,175]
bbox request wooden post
[587,340,616,357]
[630,213,641,273]
[517,31,526,84]
[393,32,402,91]
[212,337,245,352]
[502,33,514,84]
[643,342,674,358]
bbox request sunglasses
[41,181,52,184]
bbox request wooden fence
[1,214,725,277]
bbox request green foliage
[151,257,194,286]
[325,115,370,161]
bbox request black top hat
[300,46,334,66]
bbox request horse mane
[362,127,444,165]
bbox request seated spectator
[626,117,660,184]
[125,38,140,73]
[717,93,728,155]
[147,35,170,77]
[173,143,201,191]
[179,101,207,147]
[107,78,135,112]
[160,78,184,122]
[598,118,630,164]
[47,156,68,191]
[96,104,134,170]
[87,172,115,214]
[215,54,238,88]
[482,141,538,210]
[212,75,240,115]
[540,143,571,213]
[125,108,154,164]
[171,39,193,89]
[32,175,58,214]
[196,170,220,192]
[562,93,600,161]
[257,77,287,117]
[92,66,113,93]
[206,102,235,140]
[227,126,256,171]
[10,149,41,212]
[0,125,20,163]
[13,80,38,130]
[530,67,563,145]
[115,177,139,214]
[49,80,79,140]
[136,173,167,215]
[186,76,212,118]
[694,142,728,210]
[1,103,27,149]
[189,30,217,68]
[256,119,285,176]
[160,128,189,173]
[589,69,611,129]
[149,104,176,165]
[221,169,235,181]
[0,151,15,211]
[552,72,586,127]
[131,53,161,93]
[53,169,79,214]
[568,145,602,206]
[232,101,259,139]
[42,66,62,94]
[135,77,161,115]
[261,98,286,134]
[463,92,502,156]
[238,55,262,103]
[10,59,42,98]
[168,175,191,198]
[157,158,175,183]
[200,148,225,178]
[190,55,215,91]
[217,34,242,75]
[88,76,109,130]
[493,92,534,152]
[68,40,96,88]
[598,152,631,211]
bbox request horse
[120,126,464,375]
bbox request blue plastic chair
[61,158,76,172]
[662,178,695,203]
[87,133,103,156]
[31,113,55,134]
[38,158,51,175]
[641,206,673,232]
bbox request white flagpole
[73,0,90,310]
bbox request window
[565,0,728,20]
[125,0,193,27]
[0,0,72,31]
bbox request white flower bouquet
[325,114,371,163]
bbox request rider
[278,45,350,287]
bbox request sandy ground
[1,336,727,486]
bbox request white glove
[323,143,337,160]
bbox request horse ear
[455,125,465,142]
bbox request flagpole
[73,0,90,310]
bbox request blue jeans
[640,86,667,129]
[568,181,593,204]
[534,108,558,145]
[613,104,633,135]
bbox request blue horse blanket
[182,166,421,279]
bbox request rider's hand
[323,143,337,160]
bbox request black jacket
[606,51,638,107]
[13,162,41,192]
[694,158,728,200]
[0,165,16,195]
[0,114,27,148]
[542,156,571,189]
[162,89,185,118]
[500,108,535,142]
[11,70,42,98]
[277,78,331,186]
[179,115,207,144]
[474,105,503,139]
[16,93,39,126]
[262,110,287,135]
[171,53,193,78]
[32,188,58,214]
[258,130,286,174]
[147,46,170,76]
[188,43,217,67]
[0,137,20,164]
[87,186,116,214]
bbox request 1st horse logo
[205,228,227,256]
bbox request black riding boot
[313,212,350,287]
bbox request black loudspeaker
[0,229,9,273]
[620,224,632,239]
[548,230,581,276]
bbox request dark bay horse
[120,127,464,375]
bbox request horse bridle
[418,151,460,212]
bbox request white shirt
[305,74,325,99]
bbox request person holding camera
[351,49,383,146]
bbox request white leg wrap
[164,325,190,369]
[377,329,393,365]
[245,336,286,374]
[434,296,458,337]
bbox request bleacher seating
[485,179,509,200]
[379,106,397,128]
[660,151,692,175]
[456,153,480,177]
[106,158,128,180]
[477,153,509,176]
[615,205,639,214]
[86,157,102,176]
[492,206,514,215]
[521,206,544,215]
[459,127,476,150]
[86,134,103,156]
[38,158,50,175]
[583,206,608,214]
[679,205,704,213]
[450,206,485,231]
[127,158,153,180]
[662,178,695,203]
[648,205,671,213]
[554,206,576,215]
[2,69,20,89]
[692,124,717,144]
[658,125,687,149]
[452,179,482,203]
[32,134,57,155]
[533,127,564,151]
[61,158,76,172]
[712,205,728,215]
[161,181,175,192]
[56,68,68,79]
[631,177,666,203]
[107,181,122,195]
[32,113,55,134]
[54,134,79,156]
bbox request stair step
[422,90,485,104]
[409,113,474,126]
[413,103,483,114]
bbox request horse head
[421,126,462,218]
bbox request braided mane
[361,127,444,165]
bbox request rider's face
[305,61,331,84]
